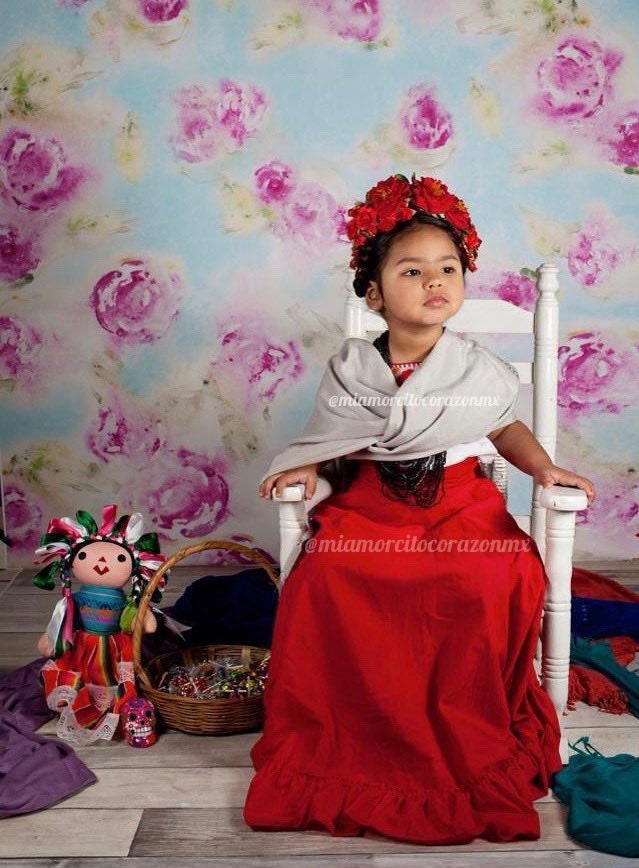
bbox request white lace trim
[87,683,117,712]
[56,707,120,745]
[117,661,135,683]
[390,361,420,370]
[47,685,77,712]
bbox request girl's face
[364,223,465,329]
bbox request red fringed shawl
[568,567,639,715]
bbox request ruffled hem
[244,736,562,845]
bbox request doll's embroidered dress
[243,356,563,845]
[40,584,136,744]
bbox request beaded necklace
[371,329,446,508]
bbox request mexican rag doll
[33,504,168,745]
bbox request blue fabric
[171,568,278,648]
[73,585,125,635]
[572,596,639,639]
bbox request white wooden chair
[268,263,587,755]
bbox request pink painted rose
[334,204,348,242]
[0,223,41,284]
[213,317,304,403]
[2,481,44,552]
[86,393,165,465]
[599,101,639,169]
[170,86,220,163]
[558,331,639,420]
[0,315,43,386]
[467,270,537,312]
[216,79,268,148]
[272,181,344,246]
[302,0,382,42]
[175,534,277,568]
[130,448,230,539]
[90,257,185,344]
[170,80,267,163]
[566,217,622,288]
[136,0,188,22]
[534,35,622,121]
[576,472,639,531]
[0,128,86,212]
[254,161,295,204]
[400,85,453,150]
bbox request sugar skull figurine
[33,504,168,746]
[122,697,157,748]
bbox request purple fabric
[0,658,52,730]
[0,659,97,818]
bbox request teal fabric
[570,634,639,718]
[552,736,639,857]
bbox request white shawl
[259,327,519,485]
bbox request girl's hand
[258,463,319,501]
[533,463,595,506]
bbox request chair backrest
[341,263,560,562]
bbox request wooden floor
[1,560,638,867]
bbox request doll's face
[70,540,133,588]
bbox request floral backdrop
[1,0,638,567]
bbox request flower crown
[33,503,168,604]
[345,174,481,273]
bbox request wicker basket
[132,540,281,735]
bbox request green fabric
[119,597,138,634]
[135,532,160,554]
[570,634,639,717]
[32,561,59,590]
[39,530,71,546]
[75,509,98,536]
[552,736,639,857]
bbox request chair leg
[278,499,310,585]
[541,508,577,721]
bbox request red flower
[464,226,481,252]
[367,176,412,231]
[379,204,413,232]
[345,204,378,242]
[444,200,471,231]
[411,177,457,215]
[347,174,482,271]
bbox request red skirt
[41,630,136,744]
[243,456,563,845]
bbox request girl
[244,174,595,845]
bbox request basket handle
[132,540,280,691]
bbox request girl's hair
[352,212,468,298]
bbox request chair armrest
[539,485,587,512]
[271,476,334,584]
[271,484,305,502]
[271,477,333,512]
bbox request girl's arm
[487,420,595,505]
